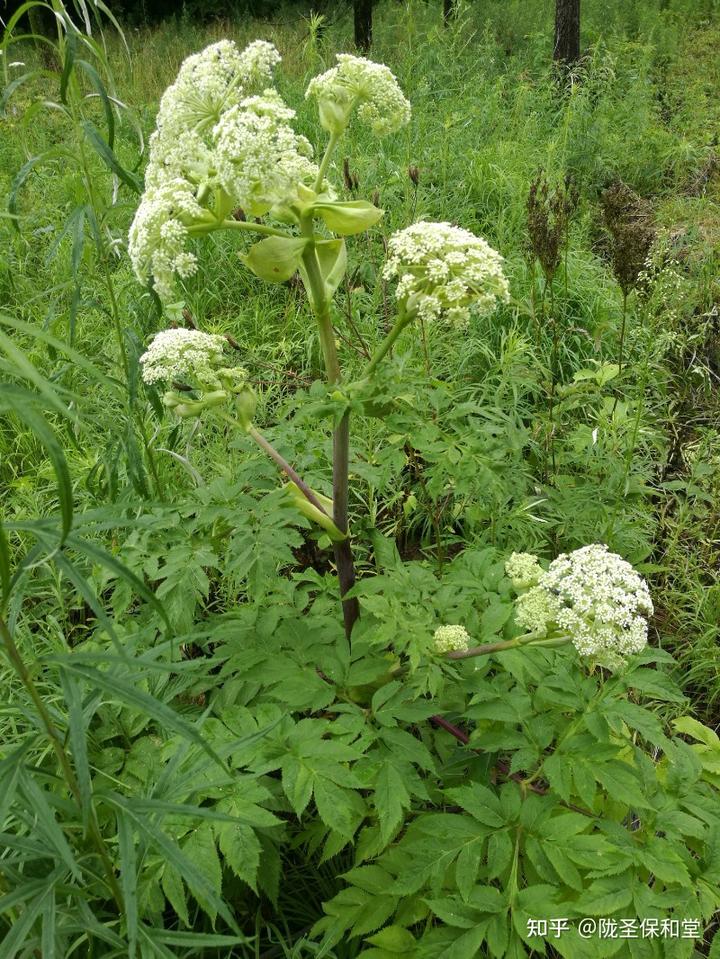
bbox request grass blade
[81,119,141,193]
[0,874,58,959]
[77,58,115,147]
[0,330,76,423]
[17,771,82,880]
[58,668,92,830]
[7,148,73,232]
[104,794,240,934]
[0,515,10,615]
[54,660,226,769]
[141,927,251,948]
[41,887,57,959]
[0,388,74,542]
[66,533,171,631]
[116,808,138,956]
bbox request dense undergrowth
[1,0,720,956]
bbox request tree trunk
[27,6,59,68]
[553,0,580,64]
[354,0,372,51]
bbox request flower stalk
[314,130,341,192]
[446,633,570,660]
[364,308,411,378]
[299,213,359,637]
[187,219,290,239]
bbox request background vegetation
[1,0,720,955]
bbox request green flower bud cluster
[433,624,471,654]
[504,551,543,590]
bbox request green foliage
[2,0,720,955]
[196,549,720,958]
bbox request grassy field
[2,0,720,954]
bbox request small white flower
[433,624,471,654]
[306,53,411,136]
[514,544,653,669]
[383,222,510,326]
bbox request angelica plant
[128,60,713,955]
[130,39,508,636]
[6,14,720,957]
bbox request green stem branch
[248,425,331,519]
[447,633,570,660]
[364,310,412,378]
[218,412,331,519]
[187,219,290,239]
[315,130,340,193]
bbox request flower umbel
[139,328,228,387]
[514,544,653,669]
[128,178,209,302]
[153,39,281,142]
[213,91,317,217]
[383,222,510,325]
[129,40,317,300]
[140,328,250,419]
[505,552,543,589]
[433,624,471,654]
[306,53,411,136]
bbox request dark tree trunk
[26,6,59,68]
[553,0,581,64]
[354,0,372,51]
[443,0,456,25]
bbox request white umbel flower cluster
[129,40,317,301]
[139,328,227,386]
[433,624,471,654]
[306,53,411,136]
[515,544,653,669]
[152,40,281,146]
[383,222,510,325]
[128,179,209,302]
